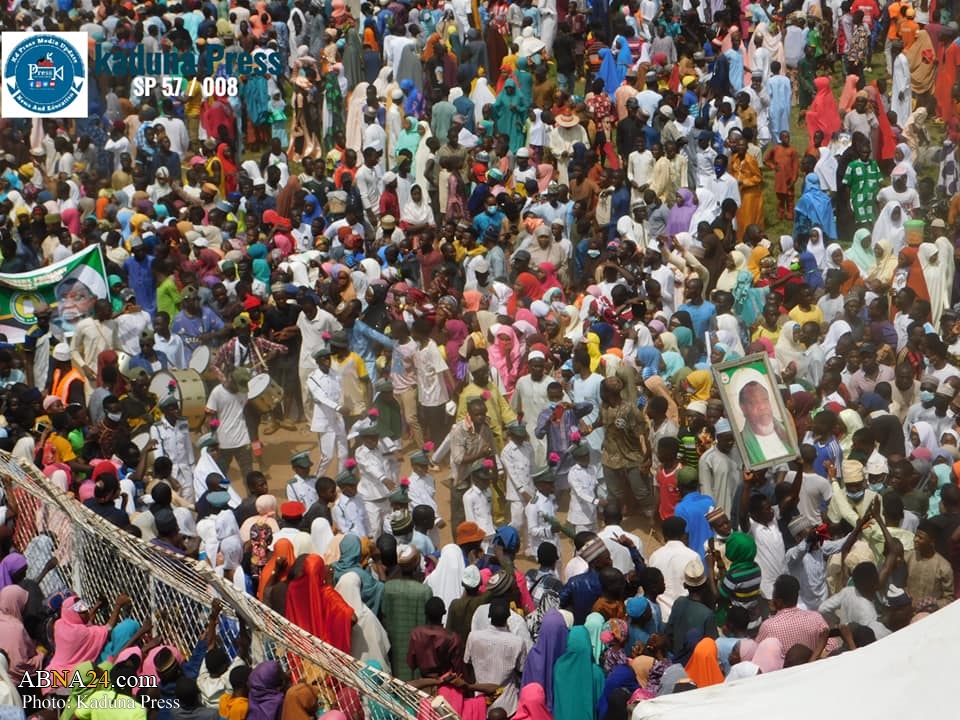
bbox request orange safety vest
[51,367,85,404]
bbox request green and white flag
[0,245,108,343]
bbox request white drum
[149,369,207,431]
[247,373,283,413]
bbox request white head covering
[820,319,852,360]
[774,321,807,375]
[725,662,761,683]
[425,544,467,615]
[311,518,335,556]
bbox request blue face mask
[486,206,497,215]
[921,390,936,404]
[846,490,865,502]
[587,249,601,258]
[869,483,885,493]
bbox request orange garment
[900,19,919,49]
[51,368,85,404]
[838,259,865,295]
[257,538,296,600]
[935,40,960,121]
[886,1,903,40]
[685,638,725,688]
[285,554,354,653]
[731,152,764,240]
[900,247,930,302]
[764,144,799,195]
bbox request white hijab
[873,200,906,254]
[470,78,497,125]
[336,572,392,671]
[821,319,852,359]
[688,187,720,232]
[919,243,949,328]
[311,518,335,556]
[775,321,807,375]
[807,227,827,269]
[778,235,798,270]
[425,544,467,616]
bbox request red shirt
[658,464,681,520]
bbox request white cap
[528,350,546,361]
[865,450,889,475]
[382,171,398,185]
[515,147,531,158]
[715,417,731,434]
[52,342,71,362]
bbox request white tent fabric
[633,600,960,720]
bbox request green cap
[313,347,332,359]
[531,466,555,483]
[357,425,380,438]
[336,470,358,486]
[409,450,430,466]
[198,432,219,449]
[505,421,528,437]
[571,443,591,458]
[290,451,312,468]
[469,459,497,480]
[388,488,410,505]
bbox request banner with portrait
[0,245,108,344]
[713,353,800,471]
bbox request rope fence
[2,451,458,720]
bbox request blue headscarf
[794,173,838,241]
[98,619,141,663]
[302,194,323,225]
[636,346,662,380]
[798,251,825,289]
[597,48,621,97]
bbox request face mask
[486,206,497,215]
[107,412,122,422]
[869,483,885,493]
[846,490,865,502]
[920,390,935,404]
[587,249,601,258]
[548,402,557,409]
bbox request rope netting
[2,451,458,720]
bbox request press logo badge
[1,32,88,118]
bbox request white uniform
[355,444,393,540]
[407,470,442,547]
[307,367,348,476]
[501,440,535,538]
[286,474,319,508]
[463,484,495,537]
[333,493,367,537]
[525,490,560,557]
[150,416,195,503]
[567,463,600,532]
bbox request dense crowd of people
[4,0,960,717]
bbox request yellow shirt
[788,305,824,326]
[752,325,781,345]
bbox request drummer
[150,391,196,504]
[287,451,319,508]
[171,286,228,364]
[129,329,171,375]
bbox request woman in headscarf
[825,243,864,294]
[866,239,899,291]
[0,586,43,686]
[715,250,748,293]
[470,77,497,125]
[873,201,907,253]
[521,609,568,710]
[488,324,525,398]
[894,246,930,303]
[846,228,875,278]
[919,243,950,327]
[903,107,932,162]
[285,555,353,653]
[98,618,141,664]
[331,534,385,616]
[774,322,809,378]
[281,681,318,720]
[248,661,286,720]
[514,683,552,720]
[794,173,838,242]
[684,369,713,402]
[894,143,918,188]
[820,319,852,360]
[838,74,861,112]
[321,65,347,151]
[492,79,530,153]
[552,626,605,720]
[257,537,296,605]
[752,637,785,673]
[684,637,725,688]
[665,189,697,236]
[345,81,371,153]
[746,246,770,283]
[45,595,117,680]
[839,408,864,456]
[906,30,937,105]
[806,77,842,147]
[335,571,391,670]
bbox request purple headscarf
[0,553,27,591]
[247,661,286,720]
[665,189,697,236]
[520,609,568,710]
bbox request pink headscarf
[141,644,185,685]
[60,208,81,236]
[487,324,524,398]
[45,596,112,682]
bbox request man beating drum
[210,314,289,465]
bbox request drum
[149,369,207,431]
[247,373,283,413]
[189,346,219,382]
[131,430,155,467]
